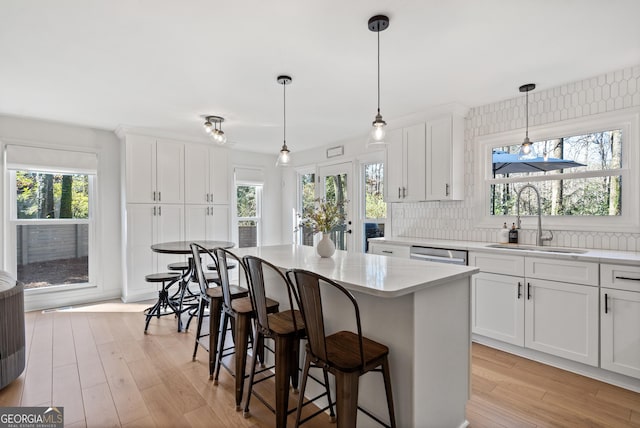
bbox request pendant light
[203,115,227,145]
[276,75,292,166]
[518,83,536,160]
[368,15,390,144]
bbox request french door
[318,162,353,252]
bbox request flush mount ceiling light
[518,83,536,160]
[276,75,292,167]
[203,115,227,145]
[368,14,390,145]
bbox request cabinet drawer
[525,257,598,286]
[601,263,640,292]
[369,243,410,259]
[469,252,524,276]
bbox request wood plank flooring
[1,301,638,427]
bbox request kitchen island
[228,244,479,428]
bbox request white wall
[0,115,123,310]
[393,65,640,251]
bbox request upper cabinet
[184,144,230,205]
[385,123,426,202]
[426,115,464,201]
[384,113,464,203]
[125,135,184,204]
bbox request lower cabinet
[472,272,524,346]
[524,279,599,366]
[125,203,184,300]
[601,287,640,378]
[470,252,599,367]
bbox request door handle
[398,187,401,198]
[445,183,450,196]
[346,229,352,234]
[158,191,161,201]
[153,206,156,216]
[158,206,161,216]
[206,193,210,203]
[517,282,522,299]
[153,191,156,201]
[604,293,609,314]
[402,187,407,198]
[527,282,531,300]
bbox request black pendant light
[518,83,536,159]
[369,15,390,144]
[276,75,292,166]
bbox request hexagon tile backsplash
[392,64,640,252]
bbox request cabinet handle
[158,206,162,216]
[604,293,609,314]
[527,282,531,300]
[403,187,407,198]
[398,187,401,199]
[210,193,213,202]
[382,250,393,254]
[207,207,211,215]
[153,191,156,201]
[614,276,640,281]
[517,282,522,299]
[158,191,161,201]
[206,193,210,203]
[445,183,450,196]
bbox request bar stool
[143,272,181,333]
[287,269,397,428]
[242,255,335,427]
[189,243,248,375]
[213,247,279,411]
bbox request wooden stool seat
[324,331,389,372]
[267,310,305,336]
[205,284,246,299]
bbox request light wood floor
[1,302,638,427]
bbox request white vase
[316,233,336,258]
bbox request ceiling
[1,0,639,155]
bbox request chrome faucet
[516,184,554,246]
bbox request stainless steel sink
[485,244,588,254]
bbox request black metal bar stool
[143,272,182,333]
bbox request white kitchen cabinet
[185,204,230,242]
[601,287,640,379]
[472,272,525,346]
[524,278,599,366]
[385,124,426,202]
[125,203,184,301]
[184,144,230,205]
[368,242,410,258]
[125,135,184,204]
[425,115,464,201]
[470,251,599,366]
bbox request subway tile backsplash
[392,65,640,252]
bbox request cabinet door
[125,135,156,203]
[601,288,640,379]
[404,123,426,202]
[472,272,525,346]
[185,204,208,241]
[208,205,230,241]
[426,116,452,200]
[185,144,210,204]
[384,127,404,202]
[524,279,598,366]
[155,204,184,270]
[155,140,184,204]
[210,148,230,204]
[126,204,156,296]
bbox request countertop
[369,237,640,266]
[228,244,478,298]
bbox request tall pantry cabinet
[122,134,230,302]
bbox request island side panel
[414,276,471,428]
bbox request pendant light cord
[377,29,381,114]
[525,90,529,139]
[283,81,287,145]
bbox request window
[297,171,316,246]
[236,184,261,248]
[362,162,386,252]
[476,110,639,232]
[6,145,97,290]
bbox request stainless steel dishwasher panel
[410,246,468,265]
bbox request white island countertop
[229,244,478,298]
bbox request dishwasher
[410,246,468,265]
